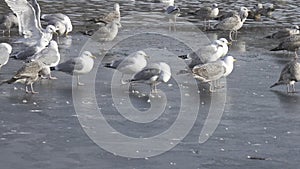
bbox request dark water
[1,0,300,169]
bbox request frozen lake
[0,0,300,168]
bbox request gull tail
[50,67,56,71]
[103,63,117,69]
[0,78,17,85]
[79,30,94,36]
[270,46,283,51]
[178,54,188,60]
[270,82,284,88]
[265,35,272,39]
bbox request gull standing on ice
[130,62,171,93]
[266,25,300,40]
[104,51,149,84]
[50,51,96,86]
[192,56,236,92]
[195,3,219,29]
[270,57,300,93]
[162,0,180,31]
[0,60,45,94]
[28,40,60,79]
[214,7,249,41]
[270,35,300,57]
[82,21,121,42]
[178,38,230,69]
[0,43,12,71]
[90,3,121,24]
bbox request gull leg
[25,85,30,93]
[30,83,39,94]
[8,29,11,37]
[48,72,57,80]
[295,50,298,58]
[287,84,290,93]
[77,75,85,86]
[229,31,234,41]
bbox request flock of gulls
[0,0,300,95]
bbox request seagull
[5,0,57,45]
[214,7,249,41]
[270,58,300,93]
[248,3,263,21]
[81,21,121,42]
[104,51,149,84]
[0,60,45,94]
[0,43,12,71]
[162,0,180,31]
[0,12,18,36]
[195,3,219,29]
[89,3,121,24]
[12,37,50,60]
[129,62,171,93]
[50,51,96,86]
[28,40,60,79]
[192,56,236,92]
[270,35,300,57]
[41,13,73,36]
[261,3,275,17]
[266,25,299,40]
[178,38,230,69]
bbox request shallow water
[1,0,300,169]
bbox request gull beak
[227,41,232,45]
[233,58,237,62]
[90,55,97,59]
[145,55,150,59]
[53,31,58,35]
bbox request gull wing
[5,0,41,39]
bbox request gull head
[219,38,230,45]
[0,43,12,54]
[46,25,58,34]
[212,3,218,8]
[224,56,237,64]
[81,51,96,59]
[240,7,250,13]
[136,51,149,59]
[114,3,120,12]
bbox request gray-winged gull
[270,58,300,93]
[82,21,121,42]
[90,3,121,24]
[266,25,299,40]
[178,38,230,69]
[28,40,60,79]
[104,51,149,84]
[0,12,18,36]
[130,62,171,93]
[270,35,300,57]
[50,51,95,86]
[41,13,73,36]
[214,7,249,41]
[192,56,236,92]
[12,38,50,60]
[0,60,45,94]
[162,0,180,31]
[0,43,12,71]
[195,3,219,29]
